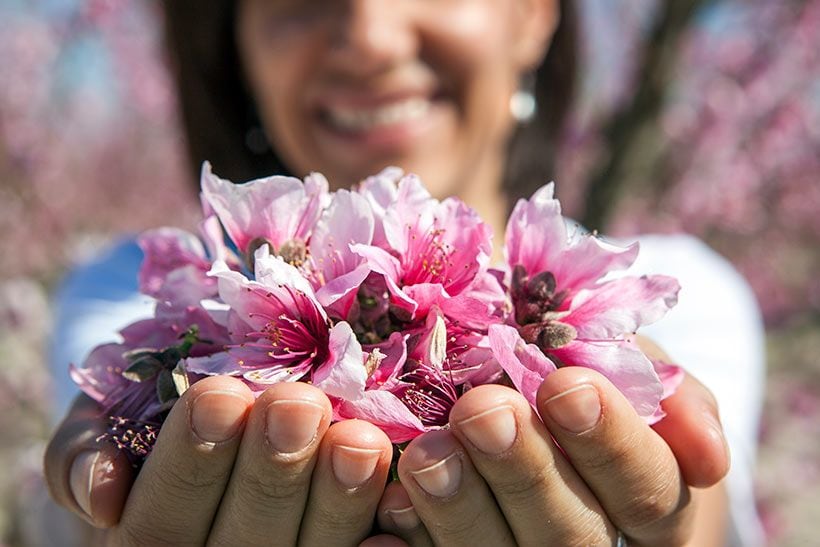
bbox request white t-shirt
[49,233,766,546]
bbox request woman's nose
[327,0,417,74]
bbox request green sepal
[122,355,163,382]
[156,369,178,404]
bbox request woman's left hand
[368,367,730,546]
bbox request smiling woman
[42,1,765,545]
[165,0,575,211]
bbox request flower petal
[312,322,367,401]
[565,275,681,339]
[505,184,566,276]
[336,390,427,443]
[200,162,324,253]
[489,324,557,406]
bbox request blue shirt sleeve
[49,238,156,421]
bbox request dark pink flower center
[240,287,330,373]
[399,362,459,428]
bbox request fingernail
[69,450,99,518]
[544,384,601,434]
[456,405,517,455]
[190,390,248,444]
[266,400,325,454]
[332,445,382,488]
[385,505,420,530]
[411,452,462,498]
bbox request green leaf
[156,370,178,404]
[122,355,163,382]
[122,347,159,363]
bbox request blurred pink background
[1,0,818,544]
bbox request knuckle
[236,468,306,507]
[113,520,180,547]
[432,508,486,540]
[306,502,366,537]
[613,470,683,532]
[492,462,559,506]
[157,460,223,494]
[579,429,642,475]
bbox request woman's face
[237,0,558,197]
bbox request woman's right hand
[44,376,394,546]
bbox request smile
[324,97,432,133]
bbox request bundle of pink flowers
[71,164,682,460]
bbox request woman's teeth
[327,98,430,132]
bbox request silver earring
[510,73,537,123]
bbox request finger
[207,382,331,546]
[376,481,433,547]
[298,419,394,547]
[397,430,516,547]
[652,372,730,487]
[537,367,694,545]
[111,376,253,545]
[44,395,134,527]
[448,384,614,545]
[359,535,409,547]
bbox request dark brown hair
[163,1,577,205]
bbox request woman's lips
[314,93,443,152]
[324,96,432,133]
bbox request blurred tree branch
[580,0,712,230]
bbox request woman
[45,0,765,545]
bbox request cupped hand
[44,376,394,546]
[374,368,730,546]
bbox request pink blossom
[137,214,241,308]
[188,246,366,400]
[200,162,327,261]
[335,309,486,443]
[497,185,680,421]
[506,184,638,293]
[306,189,374,319]
[137,227,214,300]
[352,174,493,322]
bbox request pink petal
[252,245,320,302]
[440,292,501,330]
[312,322,367,401]
[351,244,418,316]
[488,324,557,406]
[351,243,402,281]
[403,283,448,319]
[310,189,374,278]
[185,352,241,376]
[200,162,324,253]
[505,184,566,276]
[565,275,681,339]
[382,174,435,253]
[208,262,272,331]
[653,359,685,400]
[550,236,639,291]
[69,343,129,403]
[356,167,403,248]
[137,227,210,297]
[336,390,427,443]
[367,332,409,390]
[315,263,372,319]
